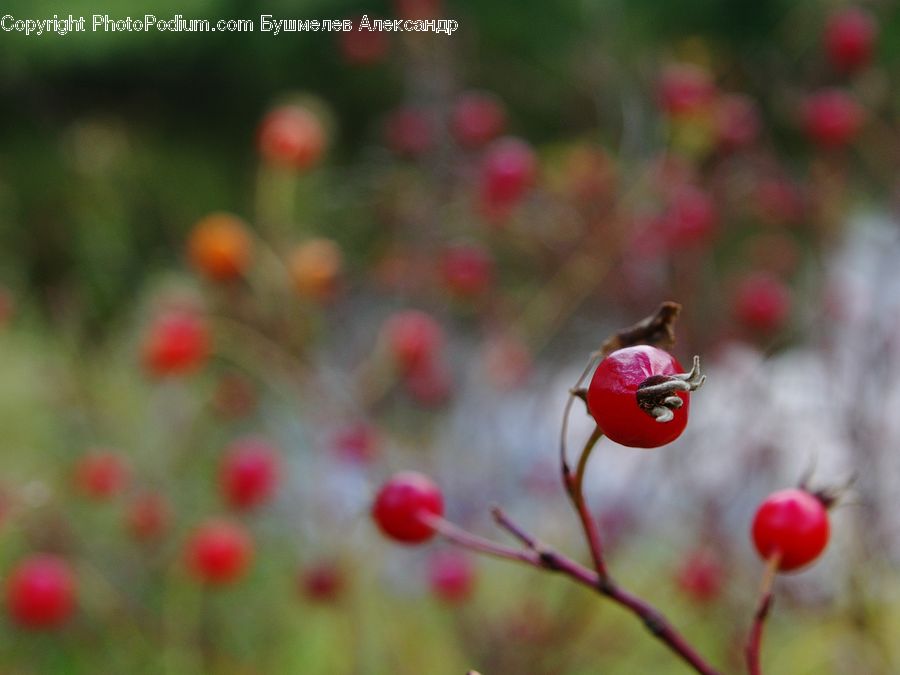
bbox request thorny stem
[427,509,722,675]
[746,554,781,675]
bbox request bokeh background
[1,0,900,672]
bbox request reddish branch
[746,555,780,675]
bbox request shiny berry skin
[383,310,444,375]
[803,89,864,148]
[384,106,433,158]
[142,310,211,377]
[428,551,476,603]
[187,213,252,282]
[288,238,343,302]
[257,104,326,171]
[480,137,537,211]
[6,555,76,630]
[300,562,344,603]
[185,519,253,585]
[74,451,129,500]
[675,549,725,604]
[440,242,494,299]
[338,18,389,66]
[587,346,690,448]
[450,92,506,148]
[824,8,877,73]
[372,471,444,544]
[734,272,791,332]
[126,493,171,541]
[657,63,716,117]
[751,489,830,572]
[219,437,280,510]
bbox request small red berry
[751,488,830,572]
[332,422,380,464]
[384,106,433,158]
[126,493,171,541]
[6,555,76,630]
[734,272,791,332]
[142,309,211,377]
[675,549,725,604]
[185,519,253,585]
[257,104,326,170]
[428,550,476,603]
[802,89,864,148]
[74,451,129,500]
[824,7,877,73]
[300,562,345,603]
[480,137,537,213]
[372,471,444,544]
[587,346,694,448]
[439,242,494,299]
[658,63,716,117]
[219,437,280,511]
[450,92,507,148]
[383,310,444,375]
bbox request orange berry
[187,213,252,282]
[288,238,343,301]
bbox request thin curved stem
[746,554,781,675]
[566,426,608,579]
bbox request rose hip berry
[372,471,444,543]
[187,213,253,282]
[450,92,507,148]
[300,562,345,603]
[824,7,877,73]
[142,309,211,377]
[751,488,830,572]
[734,272,791,333]
[657,63,716,117]
[439,242,494,299]
[74,451,129,500]
[480,137,537,213]
[332,422,380,464]
[803,89,864,148]
[185,519,253,585]
[257,104,326,171]
[662,186,718,250]
[219,437,280,511]
[675,549,725,604]
[428,550,476,603]
[587,345,704,448]
[383,310,444,375]
[6,555,76,630]
[714,94,761,151]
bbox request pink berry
[6,555,76,630]
[257,104,326,170]
[662,186,718,250]
[219,437,280,511]
[372,471,444,544]
[803,89,864,148]
[450,92,506,148]
[383,310,444,375]
[439,242,494,299]
[715,94,761,150]
[734,272,792,332]
[675,549,725,604]
[332,423,380,464]
[74,451,129,500]
[480,137,537,213]
[824,7,877,73]
[185,519,253,585]
[658,63,716,116]
[428,551,476,603]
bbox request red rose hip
[142,309,211,377]
[6,555,76,630]
[185,519,253,585]
[372,471,444,543]
[219,437,281,510]
[824,7,877,73]
[751,488,830,572]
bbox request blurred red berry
[74,451,129,500]
[403,360,453,407]
[300,562,345,603]
[480,137,537,212]
[383,310,444,375]
[185,519,253,585]
[384,107,433,158]
[752,489,829,572]
[187,213,252,282]
[440,242,494,299]
[428,550,476,603]
[126,493,171,541]
[372,471,444,543]
[734,272,791,332]
[450,92,507,148]
[675,549,725,604]
[257,104,326,170]
[824,7,877,73]
[663,186,718,250]
[6,555,76,630]
[332,423,380,464]
[142,309,211,377]
[715,94,761,150]
[802,89,864,148]
[587,346,691,448]
[658,63,716,117]
[219,437,280,511]
[338,18,389,66]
